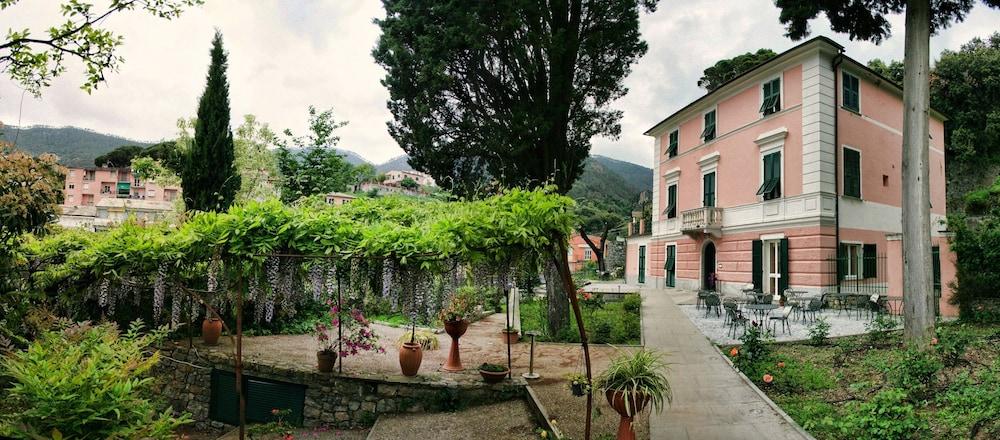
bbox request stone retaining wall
[153,343,526,431]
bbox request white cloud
[2,1,999,167]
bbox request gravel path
[366,400,537,440]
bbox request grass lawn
[518,293,641,345]
[724,320,1000,439]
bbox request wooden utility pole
[901,0,936,348]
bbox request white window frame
[584,248,592,261]
[83,183,90,190]
[842,145,863,199]
[759,72,784,118]
[842,71,862,113]
[842,241,863,280]
[701,106,718,143]
[758,142,784,202]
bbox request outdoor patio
[666,289,902,345]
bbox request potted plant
[314,321,337,373]
[501,325,520,344]
[439,286,478,372]
[478,362,510,384]
[565,373,591,397]
[201,313,223,346]
[316,301,385,373]
[595,349,672,440]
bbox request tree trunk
[901,0,935,349]
[552,239,592,440]
[544,258,570,336]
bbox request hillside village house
[626,36,959,316]
[568,233,602,272]
[60,166,180,230]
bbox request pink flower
[271,408,281,415]
[931,337,939,345]
[762,374,773,384]
[777,361,785,368]
[729,347,739,357]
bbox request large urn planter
[399,342,423,376]
[606,390,650,440]
[442,319,469,372]
[317,350,338,373]
[201,317,223,346]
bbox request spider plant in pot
[595,349,672,440]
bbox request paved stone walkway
[641,288,810,440]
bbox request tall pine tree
[182,30,239,212]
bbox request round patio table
[743,303,779,321]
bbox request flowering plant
[314,321,336,354]
[439,285,480,322]
[322,300,385,358]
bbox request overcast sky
[2,1,999,167]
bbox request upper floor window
[844,147,862,198]
[666,130,678,158]
[67,183,75,190]
[701,110,716,142]
[760,77,781,116]
[702,172,716,207]
[842,72,860,112]
[584,248,592,260]
[757,151,781,200]
[665,184,677,219]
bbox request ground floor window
[664,245,676,287]
[638,245,646,284]
[844,243,862,279]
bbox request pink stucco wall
[568,233,601,271]
[656,65,805,222]
[836,68,947,214]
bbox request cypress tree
[182,30,239,212]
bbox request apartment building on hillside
[63,167,180,207]
[626,36,958,316]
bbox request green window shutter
[837,243,848,281]
[932,246,941,291]
[210,369,239,426]
[844,148,861,198]
[863,244,877,278]
[667,130,678,157]
[664,245,676,287]
[209,370,306,427]
[666,185,677,218]
[701,111,716,141]
[843,72,860,112]
[779,238,789,293]
[703,172,715,207]
[760,78,781,115]
[752,240,763,291]
[769,152,781,199]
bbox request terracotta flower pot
[479,367,509,384]
[399,342,423,377]
[201,317,222,346]
[442,319,469,372]
[317,350,337,373]
[606,390,651,440]
[501,329,520,344]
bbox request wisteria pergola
[27,188,598,440]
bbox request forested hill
[568,155,652,216]
[1,125,154,167]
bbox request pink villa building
[568,233,602,272]
[63,167,180,207]
[626,37,958,316]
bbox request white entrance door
[763,240,782,294]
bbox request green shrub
[732,322,772,373]
[767,357,835,394]
[0,321,191,439]
[865,313,897,346]
[592,320,613,344]
[807,317,831,346]
[781,399,840,436]
[887,348,943,397]
[622,294,641,314]
[839,388,929,439]
[934,325,973,366]
[937,367,1000,438]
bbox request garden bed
[723,321,1000,439]
[518,293,642,345]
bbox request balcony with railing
[680,206,723,236]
